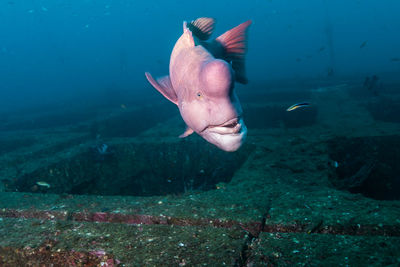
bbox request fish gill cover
[0,1,400,266]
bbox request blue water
[0,0,399,112]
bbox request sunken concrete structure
[1,79,400,266]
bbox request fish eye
[196,92,202,98]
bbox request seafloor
[0,78,400,266]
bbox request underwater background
[0,0,400,266]
[1,0,400,112]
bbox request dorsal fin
[182,21,195,47]
[187,17,216,41]
[216,20,252,84]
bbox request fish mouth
[201,117,247,152]
[205,117,243,135]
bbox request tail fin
[216,20,251,84]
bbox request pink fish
[146,17,251,152]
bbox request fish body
[146,18,251,152]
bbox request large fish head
[179,59,247,152]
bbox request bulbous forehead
[200,59,233,96]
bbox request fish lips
[207,117,243,134]
[200,117,247,152]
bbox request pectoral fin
[179,127,194,138]
[145,72,178,105]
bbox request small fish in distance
[36,181,51,188]
[286,102,311,112]
[360,40,368,49]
